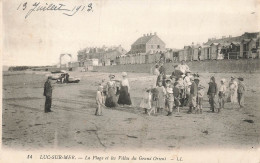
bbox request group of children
[140,71,205,116]
[94,64,246,116]
[140,74,246,116]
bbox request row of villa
[68,32,260,68]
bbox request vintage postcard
[1,0,260,162]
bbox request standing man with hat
[43,76,53,113]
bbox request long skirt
[45,96,52,112]
[208,93,217,111]
[230,90,238,103]
[238,93,244,107]
[118,86,132,105]
[105,88,117,107]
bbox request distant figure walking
[43,76,53,113]
[118,72,132,106]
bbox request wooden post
[228,53,229,60]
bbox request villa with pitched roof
[129,32,166,54]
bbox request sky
[2,0,260,66]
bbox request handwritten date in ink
[17,2,93,19]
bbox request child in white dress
[140,88,152,115]
[95,86,104,116]
[197,85,205,114]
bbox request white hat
[221,78,226,83]
[122,72,127,77]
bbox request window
[151,45,154,49]
[157,45,160,49]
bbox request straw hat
[122,72,127,77]
[109,74,115,79]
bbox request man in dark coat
[43,76,53,113]
[207,76,218,112]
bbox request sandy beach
[2,71,260,151]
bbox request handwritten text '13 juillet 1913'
[17,2,93,19]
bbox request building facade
[77,45,127,66]
[129,32,166,54]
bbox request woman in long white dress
[229,77,238,108]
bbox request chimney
[143,34,145,37]
[147,34,149,36]
[150,33,152,36]
[154,32,157,35]
[229,35,232,38]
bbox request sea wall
[93,59,260,74]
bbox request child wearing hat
[237,77,245,108]
[165,79,174,116]
[218,78,227,112]
[95,86,104,116]
[188,76,198,114]
[140,86,152,115]
[183,70,192,106]
[156,80,166,113]
[197,85,205,114]
[173,82,180,113]
[149,87,159,115]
